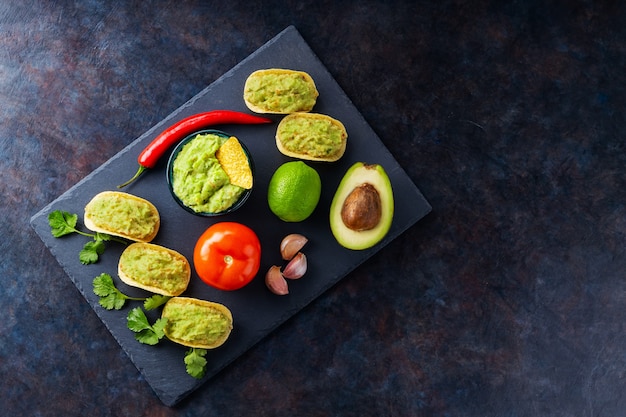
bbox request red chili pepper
[117,110,272,188]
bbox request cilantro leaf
[152,317,168,337]
[185,348,208,379]
[92,273,143,310]
[48,209,127,264]
[100,293,127,310]
[80,240,106,265]
[48,210,79,237]
[127,307,167,345]
[135,329,160,345]
[137,317,167,345]
[144,295,171,311]
[127,307,152,332]
[93,273,115,295]
[95,232,112,242]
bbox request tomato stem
[223,255,233,265]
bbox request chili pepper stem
[117,165,147,189]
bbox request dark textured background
[2,1,625,416]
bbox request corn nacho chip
[216,136,253,189]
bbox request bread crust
[83,191,160,242]
[118,242,191,296]
[275,112,348,162]
[243,68,318,114]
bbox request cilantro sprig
[92,273,170,310]
[184,348,208,379]
[91,273,211,379]
[127,307,168,345]
[126,304,208,378]
[48,210,127,264]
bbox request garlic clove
[283,252,307,279]
[265,265,289,295]
[280,234,308,260]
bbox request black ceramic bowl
[166,129,254,216]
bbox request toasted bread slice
[118,243,190,296]
[243,68,318,114]
[275,112,348,162]
[84,191,160,242]
[162,297,233,349]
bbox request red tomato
[193,222,261,291]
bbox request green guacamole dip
[171,133,245,213]
[164,302,231,346]
[277,116,345,158]
[244,71,317,113]
[119,244,188,294]
[85,194,158,240]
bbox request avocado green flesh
[85,195,157,240]
[330,163,394,250]
[277,116,344,158]
[163,302,231,347]
[119,245,188,294]
[171,133,245,213]
[244,72,317,113]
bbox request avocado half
[329,162,394,250]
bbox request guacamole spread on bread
[118,243,189,295]
[84,192,158,241]
[162,298,233,348]
[244,69,318,113]
[277,114,345,159]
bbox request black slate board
[30,26,432,406]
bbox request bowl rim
[166,129,254,217]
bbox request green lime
[267,161,322,222]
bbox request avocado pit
[341,183,382,231]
